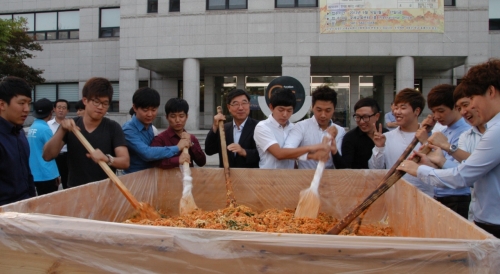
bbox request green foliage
[0,18,45,86]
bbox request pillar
[396,56,414,93]
[183,58,200,130]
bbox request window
[100,8,120,38]
[110,82,120,112]
[33,83,80,111]
[1,11,79,41]
[276,0,317,8]
[490,0,500,30]
[148,0,158,13]
[207,0,247,10]
[444,0,455,6]
[170,0,180,12]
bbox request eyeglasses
[353,113,377,122]
[229,101,250,108]
[89,98,110,108]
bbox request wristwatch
[449,144,458,154]
[106,154,115,166]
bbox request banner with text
[320,0,444,33]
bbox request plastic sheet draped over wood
[0,168,499,273]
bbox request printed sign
[320,0,444,33]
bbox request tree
[0,18,44,86]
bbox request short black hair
[427,84,455,110]
[132,87,160,109]
[165,98,189,116]
[82,77,113,102]
[0,76,32,104]
[54,99,69,109]
[312,85,337,108]
[270,88,296,109]
[354,97,381,113]
[75,100,85,110]
[226,89,250,105]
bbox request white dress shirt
[254,115,295,169]
[48,118,67,153]
[369,127,434,196]
[418,113,500,225]
[284,116,346,169]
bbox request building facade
[1,0,499,129]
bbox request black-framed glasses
[89,98,110,108]
[353,113,377,122]
[229,101,250,108]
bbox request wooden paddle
[179,147,198,215]
[326,130,431,235]
[294,135,331,218]
[71,128,161,221]
[217,106,237,207]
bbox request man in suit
[205,89,260,168]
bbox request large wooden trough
[0,168,499,273]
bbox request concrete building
[1,0,499,129]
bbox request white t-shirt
[284,117,346,169]
[254,115,295,169]
[368,128,434,196]
[48,118,67,153]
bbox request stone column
[119,61,138,114]
[204,76,215,129]
[183,58,200,130]
[236,74,245,90]
[396,56,414,93]
[349,74,360,129]
[281,56,311,96]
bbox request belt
[59,152,68,155]
[434,195,471,203]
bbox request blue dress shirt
[417,112,500,225]
[434,117,471,197]
[122,115,179,174]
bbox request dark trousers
[35,179,59,196]
[435,194,471,219]
[475,221,500,238]
[55,152,69,189]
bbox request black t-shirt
[64,117,126,187]
[336,126,389,169]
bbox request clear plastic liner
[1,168,499,273]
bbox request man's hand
[180,132,191,140]
[423,144,446,168]
[55,177,61,187]
[326,125,338,139]
[177,138,190,150]
[60,118,79,132]
[396,160,420,176]
[428,132,450,152]
[420,114,436,131]
[227,143,247,157]
[179,152,191,164]
[415,127,429,144]
[371,123,386,147]
[86,148,108,164]
[330,137,338,155]
[212,113,226,133]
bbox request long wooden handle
[327,140,432,235]
[182,148,190,172]
[72,128,142,210]
[217,106,236,207]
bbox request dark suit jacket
[205,118,260,168]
